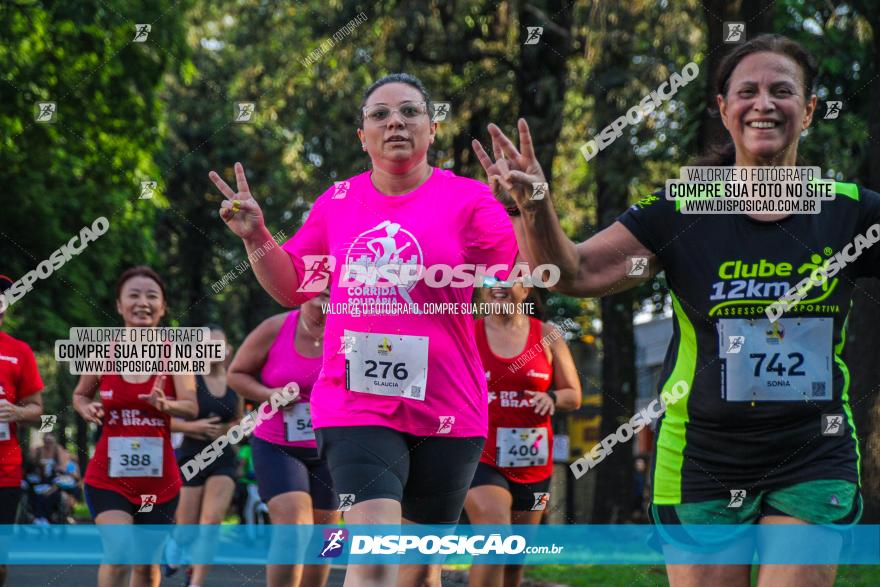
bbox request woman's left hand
[138,376,172,413]
[0,400,21,422]
[525,390,555,416]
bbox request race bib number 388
[345,331,429,401]
[108,436,163,477]
[718,317,832,402]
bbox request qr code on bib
[151,468,159,475]
[812,382,826,397]
[410,386,421,399]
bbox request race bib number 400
[108,436,163,477]
[496,427,549,468]
[718,318,832,402]
[345,331,429,401]
[283,402,315,442]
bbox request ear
[802,94,817,130]
[717,94,731,131]
[357,128,366,150]
[156,299,167,322]
[429,121,438,144]
[116,299,123,318]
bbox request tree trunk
[699,0,775,153]
[516,0,574,184]
[589,8,639,524]
[844,0,880,525]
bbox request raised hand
[472,118,548,212]
[138,375,171,413]
[471,137,516,208]
[209,162,266,239]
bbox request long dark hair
[695,34,818,166]
[358,73,433,127]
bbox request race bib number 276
[345,331,429,401]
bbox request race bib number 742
[718,317,832,402]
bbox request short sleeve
[281,193,331,290]
[462,184,518,277]
[852,185,880,280]
[17,342,44,398]
[616,191,675,255]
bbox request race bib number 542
[345,331,429,401]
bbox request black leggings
[316,425,484,524]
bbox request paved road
[7,565,477,586]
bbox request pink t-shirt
[253,310,322,448]
[282,168,518,437]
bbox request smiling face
[357,82,436,174]
[718,51,817,166]
[482,281,531,307]
[116,275,166,327]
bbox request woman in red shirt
[73,267,197,587]
[0,274,45,587]
[465,279,581,587]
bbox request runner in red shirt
[465,278,581,587]
[0,274,45,587]
[72,267,197,587]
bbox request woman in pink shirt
[210,73,519,586]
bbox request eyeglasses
[362,101,428,124]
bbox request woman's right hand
[209,162,266,240]
[78,401,104,425]
[187,417,223,440]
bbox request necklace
[299,313,325,348]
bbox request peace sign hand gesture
[209,162,266,240]
[471,118,548,213]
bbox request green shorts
[650,480,862,551]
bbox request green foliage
[1,0,190,345]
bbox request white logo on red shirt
[100,389,113,400]
[499,391,531,408]
[488,391,497,403]
[526,369,550,381]
[114,408,164,427]
[0,354,18,364]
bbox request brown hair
[696,34,818,166]
[115,266,167,303]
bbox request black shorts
[0,487,22,524]
[316,425,484,524]
[176,449,237,487]
[251,436,338,510]
[470,462,551,512]
[84,484,179,524]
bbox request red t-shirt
[475,317,554,484]
[84,374,181,505]
[0,332,45,488]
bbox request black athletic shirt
[177,375,238,463]
[617,182,880,504]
